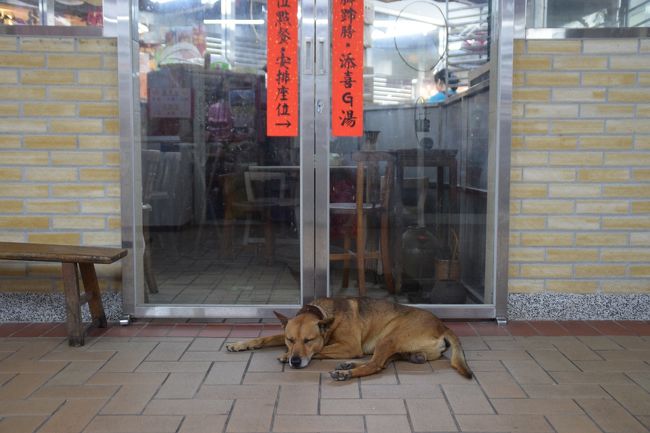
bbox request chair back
[244,171,287,202]
[141,149,161,204]
[351,151,395,210]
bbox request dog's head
[274,309,334,368]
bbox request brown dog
[226,297,473,380]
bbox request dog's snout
[289,356,302,368]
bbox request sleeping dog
[226,297,473,380]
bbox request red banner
[332,0,363,136]
[267,0,299,136]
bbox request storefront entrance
[118,0,511,320]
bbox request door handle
[317,37,326,75]
[304,37,313,75]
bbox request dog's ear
[273,311,289,327]
[318,317,335,334]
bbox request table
[392,149,459,293]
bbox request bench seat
[0,242,128,346]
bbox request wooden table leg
[61,262,83,347]
[263,208,274,263]
[79,263,107,328]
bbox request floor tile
[167,325,204,337]
[602,383,650,415]
[320,398,406,414]
[156,372,204,398]
[505,321,539,336]
[445,322,477,336]
[560,321,601,336]
[0,323,29,337]
[0,399,63,416]
[501,359,554,384]
[361,383,443,399]
[491,398,583,414]
[11,323,57,338]
[521,383,610,399]
[470,322,511,336]
[586,321,636,336]
[226,399,275,432]
[455,414,552,432]
[83,415,183,433]
[528,321,572,336]
[546,414,603,433]
[39,399,106,433]
[442,384,494,414]
[618,321,650,336]
[178,415,228,433]
[273,415,365,432]
[577,398,648,433]
[474,370,526,398]
[405,398,457,432]
[366,415,412,433]
[277,384,319,415]
[101,383,159,414]
[144,399,232,415]
[0,415,47,433]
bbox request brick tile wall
[510,39,650,295]
[0,36,121,292]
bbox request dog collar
[298,304,327,320]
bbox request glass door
[129,0,316,315]
[316,0,498,317]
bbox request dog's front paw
[225,342,248,352]
[277,353,289,363]
[330,369,353,381]
[335,361,356,370]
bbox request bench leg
[62,263,84,347]
[79,263,108,328]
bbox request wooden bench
[0,242,128,346]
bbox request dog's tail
[443,329,473,379]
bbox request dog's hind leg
[226,334,285,352]
[400,352,427,364]
[330,337,398,381]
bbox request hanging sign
[267,0,299,137]
[332,0,363,136]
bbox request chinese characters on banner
[267,0,299,136]
[332,0,363,136]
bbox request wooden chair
[223,171,292,260]
[242,171,286,247]
[329,151,395,295]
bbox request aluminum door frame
[312,0,513,320]
[117,0,319,319]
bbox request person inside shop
[428,68,459,103]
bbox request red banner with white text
[332,0,363,136]
[267,0,299,136]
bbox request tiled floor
[1,321,649,433]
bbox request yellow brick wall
[510,38,650,295]
[0,36,121,292]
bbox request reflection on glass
[529,0,650,28]
[139,0,301,305]
[54,0,102,26]
[328,0,490,305]
[0,0,103,26]
[0,0,39,25]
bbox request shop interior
[136,0,491,306]
[0,0,102,26]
